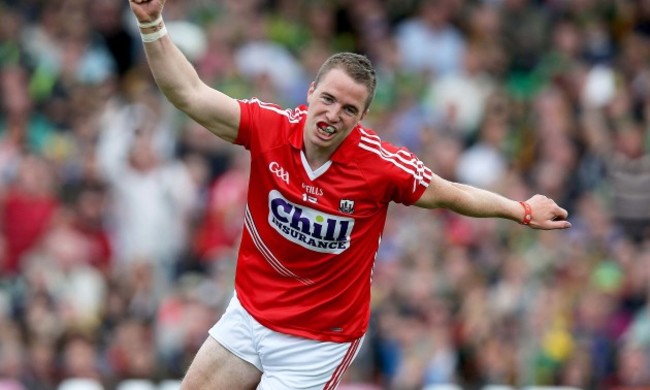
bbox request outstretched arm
[414,174,571,230]
[128,0,240,143]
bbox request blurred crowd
[0,0,649,389]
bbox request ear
[306,81,316,103]
[359,108,369,121]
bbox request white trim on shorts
[209,292,364,390]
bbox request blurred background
[0,0,649,389]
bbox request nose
[324,105,341,123]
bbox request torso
[233,99,432,342]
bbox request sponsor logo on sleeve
[268,190,354,254]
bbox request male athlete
[128,0,572,388]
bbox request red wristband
[519,201,532,225]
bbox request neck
[303,145,332,171]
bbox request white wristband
[138,15,163,29]
[141,25,168,43]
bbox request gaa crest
[339,199,355,214]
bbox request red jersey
[233,99,433,342]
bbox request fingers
[532,213,571,230]
[556,205,569,220]
[546,218,572,230]
[128,0,164,22]
[552,206,571,229]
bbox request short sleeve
[233,99,256,150]
[233,98,296,154]
[356,128,433,206]
[388,147,432,205]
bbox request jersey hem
[236,290,366,343]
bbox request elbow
[161,86,194,111]
[157,74,204,112]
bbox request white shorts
[209,293,364,390]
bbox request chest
[250,145,378,219]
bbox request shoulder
[355,125,432,184]
[355,126,419,168]
[236,99,306,148]
[238,98,306,124]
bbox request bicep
[178,83,241,143]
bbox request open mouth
[317,121,336,137]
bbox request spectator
[394,0,466,78]
[0,153,60,276]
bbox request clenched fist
[128,0,166,24]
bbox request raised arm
[414,174,572,230]
[128,0,240,143]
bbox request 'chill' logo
[268,190,354,254]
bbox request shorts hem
[208,326,264,372]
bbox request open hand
[128,0,166,24]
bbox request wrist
[138,15,163,29]
[138,17,167,43]
[519,201,532,225]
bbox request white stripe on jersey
[359,128,426,170]
[238,98,307,123]
[244,207,314,286]
[357,131,433,188]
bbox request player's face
[304,68,369,154]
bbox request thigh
[181,337,262,390]
[257,327,364,390]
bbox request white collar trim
[301,151,332,180]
